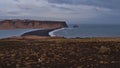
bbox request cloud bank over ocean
[0,0,120,24]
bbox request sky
[0,0,120,24]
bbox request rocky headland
[0,19,68,29]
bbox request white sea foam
[49,28,66,37]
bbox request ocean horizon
[0,24,120,38]
[49,24,120,38]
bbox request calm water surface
[50,24,120,38]
[0,29,40,38]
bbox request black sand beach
[21,29,55,36]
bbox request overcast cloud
[0,0,119,24]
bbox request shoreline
[49,28,65,37]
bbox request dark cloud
[7,11,20,14]
[47,0,120,9]
[17,5,32,10]
[47,0,80,5]
[35,0,40,1]
[14,0,20,2]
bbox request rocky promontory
[0,19,68,29]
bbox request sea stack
[0,19,68,29]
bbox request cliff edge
[0,19,68,29]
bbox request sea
[49,24,120,38]
[0,24,120,38]
[0,29,41,38]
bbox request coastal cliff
[0,19,68,29]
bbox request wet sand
[0,37,120,68]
